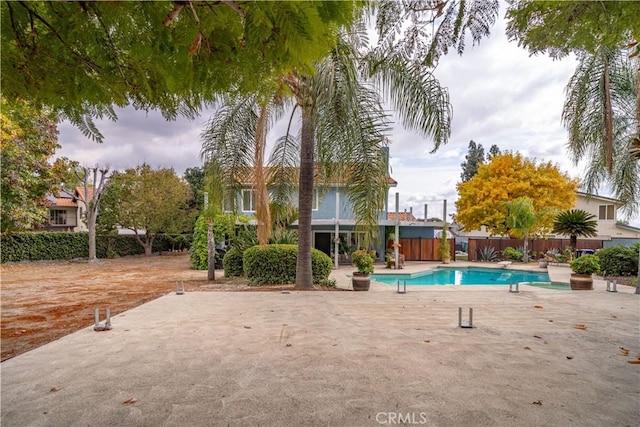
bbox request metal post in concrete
[397,280,407,294]
[458,307,473,328]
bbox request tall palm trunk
[602,60,614,172]
[294,106,315,290]
[255,103,272,244]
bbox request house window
[291,189,319,210]
[50,209,67,225]
[242,189,256,212]
[598,204,615,220]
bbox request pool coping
[329,260,586,292]
[369,265,567,288]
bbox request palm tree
[201,0,500,288]
[202,26,451,289]
[552,209,598,256]
[504,197,542,263]
[563,49,639,217]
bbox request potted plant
[351,249,374,291]
[438,223,451,264]
[537,251,548,268]
[569,254,600,290]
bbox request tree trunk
[294,106,315,290]
[207,220,215,281]
[570,235,577,257]
[144,242,152,256]
[88,216,97,261]
[523,234,529,263]
[602,60,614,173]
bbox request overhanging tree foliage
[505,1,640,60]
[1,1,362,140]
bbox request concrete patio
[2,262,639,426]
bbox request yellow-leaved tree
[455,153,578,236]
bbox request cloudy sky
[56,12,639,227]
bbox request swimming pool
[371,266,567,288]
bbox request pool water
[371,267,564,287]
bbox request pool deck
[2,261,639,426]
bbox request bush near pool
[243,244,333,285]
[222,247,244,277]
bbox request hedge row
[0,232,192,263]
[243,244,333,285]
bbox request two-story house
[231,173,399,262]
[572,192,640,244]
[43,187,91,232]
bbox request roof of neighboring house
[577,191,624,206]
[75,186,94,202]
[46,193,77,208]
[387,212,417,221]
[615,222,640,232]
[46,187,95,209]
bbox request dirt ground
[1,254,344,362]
[1,255,233,361]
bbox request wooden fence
[467,238,604,261]
[392,238,453,261]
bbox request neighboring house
[573,192,640,244]
[457,191,640,244]
[43,187,92,232]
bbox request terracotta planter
[570,273,593,290]
[352,272,371,291]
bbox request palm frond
[363,47,452,151]
[564,48,639,217]
[200,95,260,213]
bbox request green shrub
[570,254,601,275]
[596,244,639,276]
[502,247,522,261]
[351,249,374,274]
[243,244,332,285]
[189,215,228,270]
[223,247,244,277]
[312,248,334,283]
